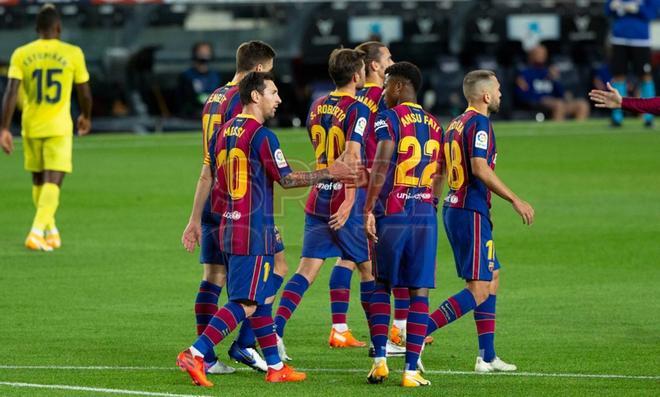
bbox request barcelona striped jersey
[209,114,292,255]
[305,91,371,217]
[355,83,387,169]
[441,107,497,218]
[374,102,443,216]
[200,81,241,225]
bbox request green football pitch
[0,120,658,396]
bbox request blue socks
[474,294,497,362]
[641,79,656,124]
[427,288,477,335]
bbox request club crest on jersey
[354,117,367,136]
[274,149,288,168]
[475,130,489,150]
[223,211,242,220]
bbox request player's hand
[0,129,14,155]
[328,157,358,184]
[512,198,535,226]
[329,199,354,231]
[77,115,91,136]
[181,221,202,253]
[364,212,378,242]
[589,82,623,109]
[623,1,639,13]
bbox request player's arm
[279,160,356,189]
[181,164,213,253]
[329,140,360,230]
[75,83,93,136]
[0,78,20,155]
[470,157,534,225]
[363,139,395,241]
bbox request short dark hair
[384,61,422,93]
[328,48,365,87]
[236,41,276,73]
[355,41,386,77]
[36,3,60,33]
[463,69,496,101]
[239,72,275,106]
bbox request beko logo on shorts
[223,211,242,220]
[316,182,343,191]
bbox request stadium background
[3,0,658,131]
[1,1,659,396]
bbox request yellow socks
[31,182,60,232]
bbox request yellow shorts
[23,135,73,173]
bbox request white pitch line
[0,381,212,397]
[1,364,658,381]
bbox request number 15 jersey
[441,107,497,218]
[8,39,89,138]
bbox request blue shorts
[301,212,370,264]
[226,254,274,305]
[200,222,227,265]
[201,223,284,265]
[373,203,438,289]
[442,207,501,281]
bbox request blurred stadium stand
[0,0,649,132]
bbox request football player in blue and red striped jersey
[355,41,432,353]
[274,48,373,354]
[181,41,284,373]
[177,72,357,387]
[363,62,443,387]
[426,70,534,374]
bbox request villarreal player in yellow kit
[0,4,92,251]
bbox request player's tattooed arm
[279,157,357,189]
[279,169,331,188]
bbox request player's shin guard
[611,80,626,125]
[405,296,428,372]
[474,294,496,362]
[193,302,245,358]
[392,288,410,325]
[369,284,391,358]
[274,273,309,337]
[195,281,223,363]
[329,266,352,328]
[249,304,280,366]
[641,79,656,124]
[427,289,477,335]
[360,280,376,325]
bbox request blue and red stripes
[368,284,391,358]
[329,266,352,325]
[274,273,310,337]
[392,287,410,321]
[249,304,280,365]
[405,296,429,371]
[193,301,246,357]
[427,288,476,336]
[194,281,222,336]
[473,212,481,280]
[474,294,497,362]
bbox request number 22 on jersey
[394,136,440,188]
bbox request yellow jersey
[8,39,89,138]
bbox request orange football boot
[25,231,53,252]
[329,328,367,347]
[390,325,434,345]
[176,349,214,387]
[266,364,307,382]
[45,230,61,249]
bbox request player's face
[376,47,394,80]
[382,75,399,109]
[260,80,281,119]
[487,76,502,114]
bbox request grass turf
[0,120,659,396]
